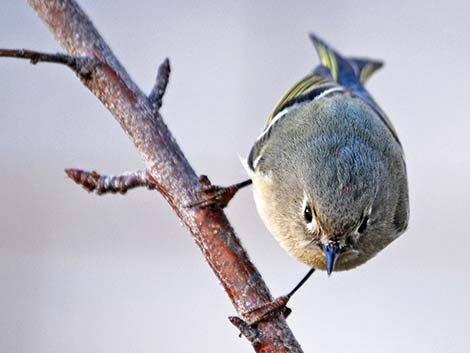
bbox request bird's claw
[186,175,249,209]
[240,295,291,325]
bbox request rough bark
[12,1,304,351]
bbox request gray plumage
[246,34,409,272]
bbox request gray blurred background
[1,1,469,352]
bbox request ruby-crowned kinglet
[244,33,409,275]
[191,33,408,279]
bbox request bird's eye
[357,215,369,234]
[304,205,313,223]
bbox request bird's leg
[187,175,252,209]
[241,268,316,325]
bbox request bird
[190,32,409,322]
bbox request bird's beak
[321,242,341,276]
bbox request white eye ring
[355,206,373,235]
[357,215,369,234]
[304,205,313,223]
[302,195,318,233]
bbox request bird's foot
[241,295,292,325]
[186,175,251,209]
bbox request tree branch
[0,48,94,77]
[65,169,155,194]
[13,1,304,351]
[149,58,171,112]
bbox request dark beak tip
[326,254,335,275]
[322,242,340,276]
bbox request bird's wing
[265,72,340,129]
[248,72,344,171]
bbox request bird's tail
[309,33,383,86]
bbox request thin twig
[149,58,171,111]
[0,49,94,77]
[65,169,155,194]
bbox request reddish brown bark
[14,1,304,351]
[64,169,155,194]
